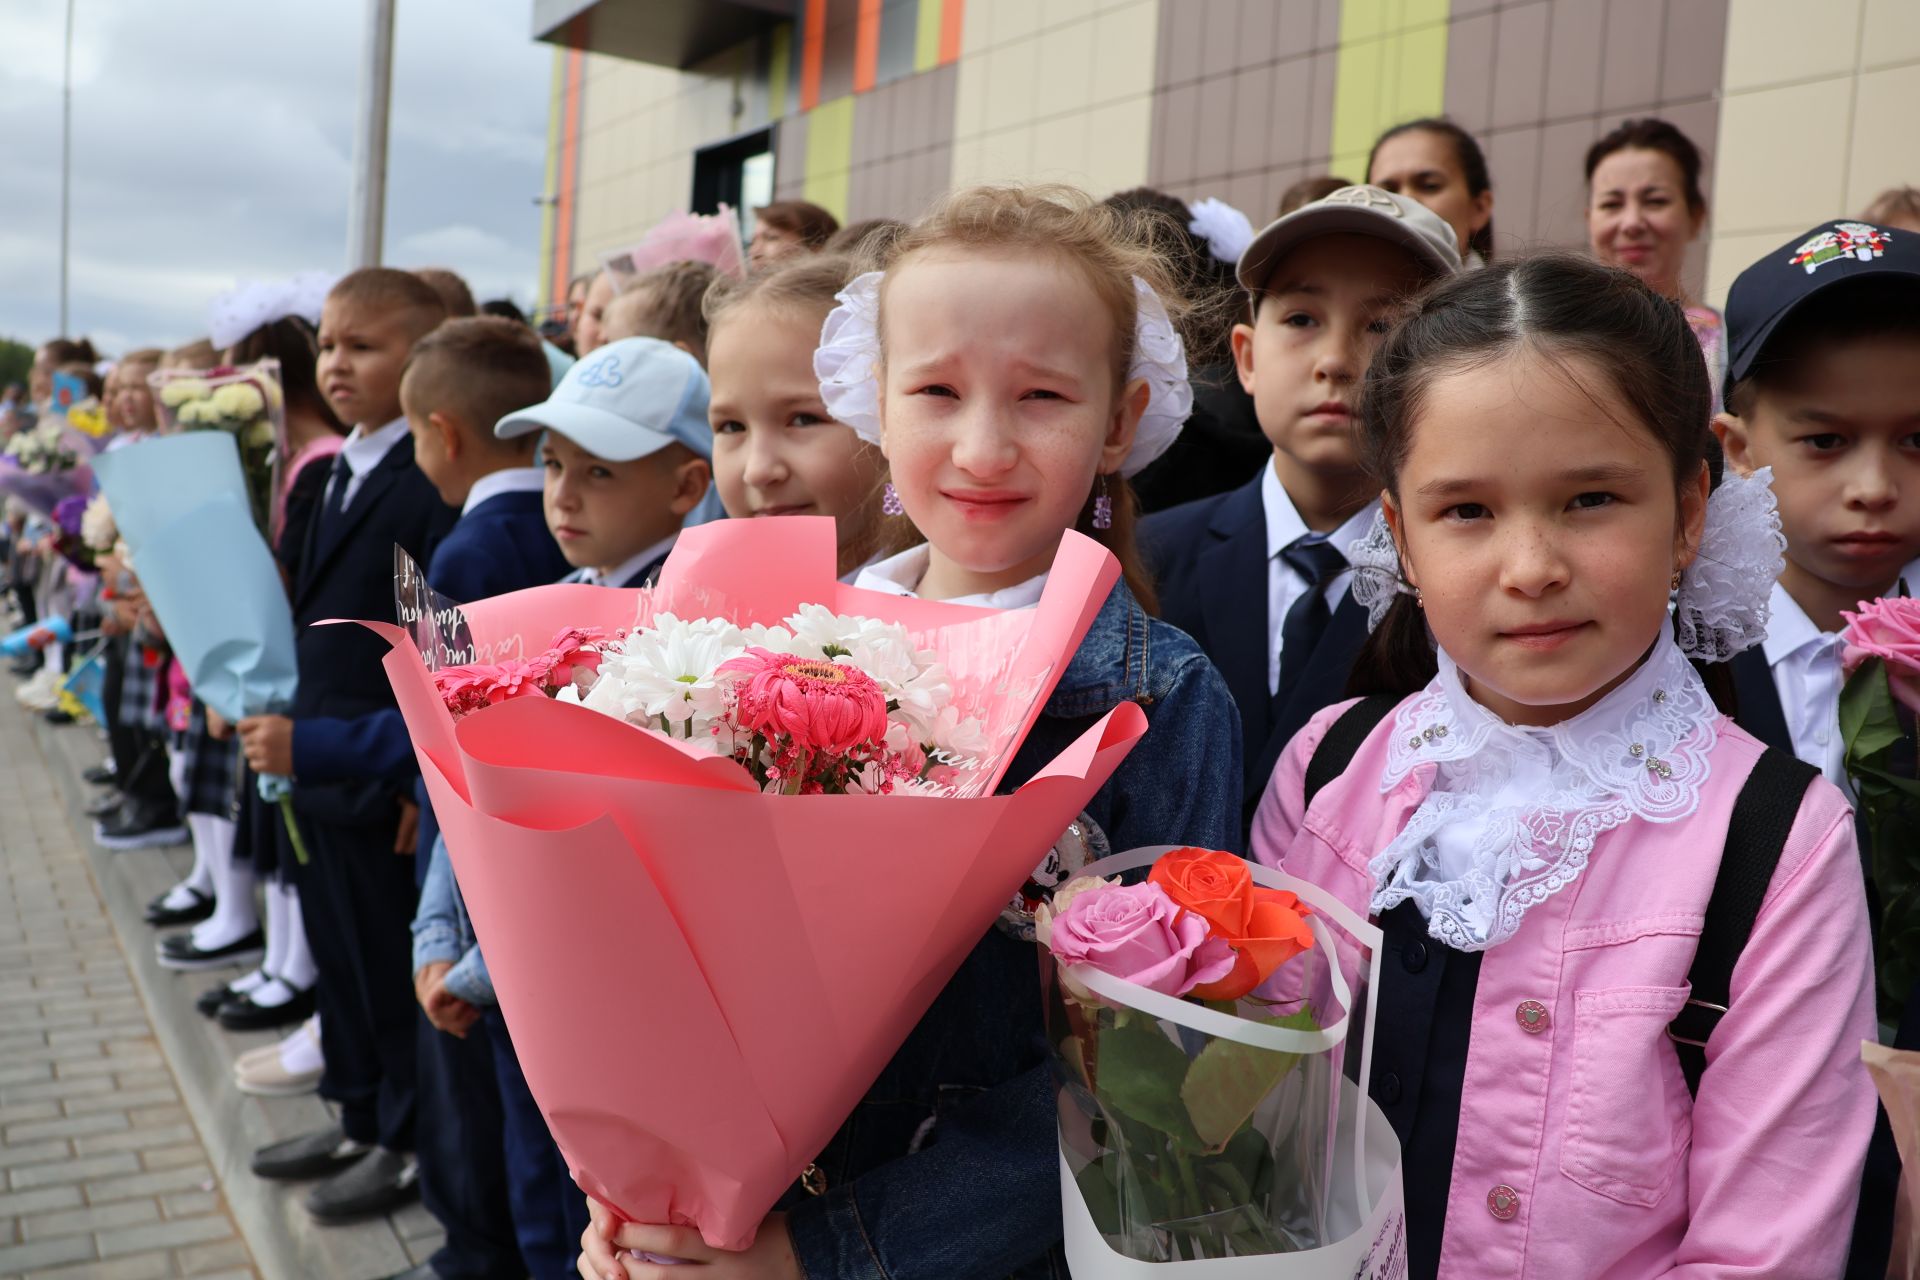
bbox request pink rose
[1842,597,1920,714]
[721,648,889,755]
[1043,882,1235,998]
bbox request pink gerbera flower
[721,648,889,756]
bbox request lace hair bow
[1186,198,1255,266]
[1347,467,1787,661]
[207,271,337,351]
[813,271,1194,478]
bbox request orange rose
[1149,847,1314,1001]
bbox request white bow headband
[812,270,1194,478]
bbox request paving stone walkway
[0,697,257,1278]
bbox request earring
[1413,586,1424,608]
[1092,475,1113,531]
[881,482,904,517]
[1670,568,1683,591]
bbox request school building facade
[530,0,1920,311]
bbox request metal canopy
[533,0,794,69]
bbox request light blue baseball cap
[495,336,712,462]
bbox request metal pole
[345,0,396,268]
[58,0,73,334]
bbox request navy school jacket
[1141,472,1368,830]
[293,485,570,849]
[287,435,456,827]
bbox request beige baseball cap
[1237,185,1463,295]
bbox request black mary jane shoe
[217,984,317,1033]
[144,887,214,927]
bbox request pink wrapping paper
[355,518,1147,1250]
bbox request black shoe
[252,1125,371,1181]
[304,1148,419,1223]
[9,656,40,677]
[43,706,76,725]
[95,802,187,850]
[156,929,265,972]
[144,886,214,927]
[218,984,316,1032]
[196,977,250,1018]
[85,791,125,819]
[83,763,118,786]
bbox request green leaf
[1180,1010,1319,1150]
[1842,661,1905,766]
[1098,1014,1204,1148]
[1075,1160,1123,1236]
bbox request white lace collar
[1369,635,1719,951]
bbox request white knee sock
[274,883,318,991]
[166,749,214,897]
[259,875,289,978]
[187,814,256,950]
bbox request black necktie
[1275,534,1347,707]
[321,454,352,529]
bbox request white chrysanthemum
[585,613,746,736]
[926,704,990,766]
[80,495,117,551]
[210,382,266,419]
[158,379,208,408]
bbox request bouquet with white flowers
[0,415,93,516]
[150,359,284,534]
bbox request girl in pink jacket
[1251,255,1877,1278]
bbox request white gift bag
[1047,847,1406,1276]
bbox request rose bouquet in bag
[150,359,283,534]
[354,516,1147,1252]
[1042,845,1406,1276]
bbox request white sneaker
[15,666,60,709]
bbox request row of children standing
[32,171,1917,1279]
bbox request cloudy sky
[1,1,553,355]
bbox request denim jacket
[410,833,495,1007]
[783,578,1242,1279]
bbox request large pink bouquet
[356,518,1145,1250]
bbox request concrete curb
[26,713,442,1280]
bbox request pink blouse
[1252,698,1876,1278]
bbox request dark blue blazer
[287,435,457,826]
[428,489,571,606]
[1142,473,1368,826]
[295,487,571,851]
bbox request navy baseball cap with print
[1724,219,1920,396]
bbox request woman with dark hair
[1584,117,1723,405]
[1102,186,1268,512]
[748,199,840,268]
[1367,118,1494,266]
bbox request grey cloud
[0,0,551,352]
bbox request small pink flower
[545,627,606,689]
[483,656,556,705]
[720,648,889,756]
[1842,597,1920,714]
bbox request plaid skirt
[118,636,170,736]
[170,701,240,820]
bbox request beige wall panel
[1721,0,1863,92]
[1710,77,1854,237]
[1847,62,1920,213]
[1705,227,1798,307]
[1863,0,1920,66]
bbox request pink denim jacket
[1252,698,1878,1278]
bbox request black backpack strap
[1303,694,1401,808]
[1669,746,1820,1097]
